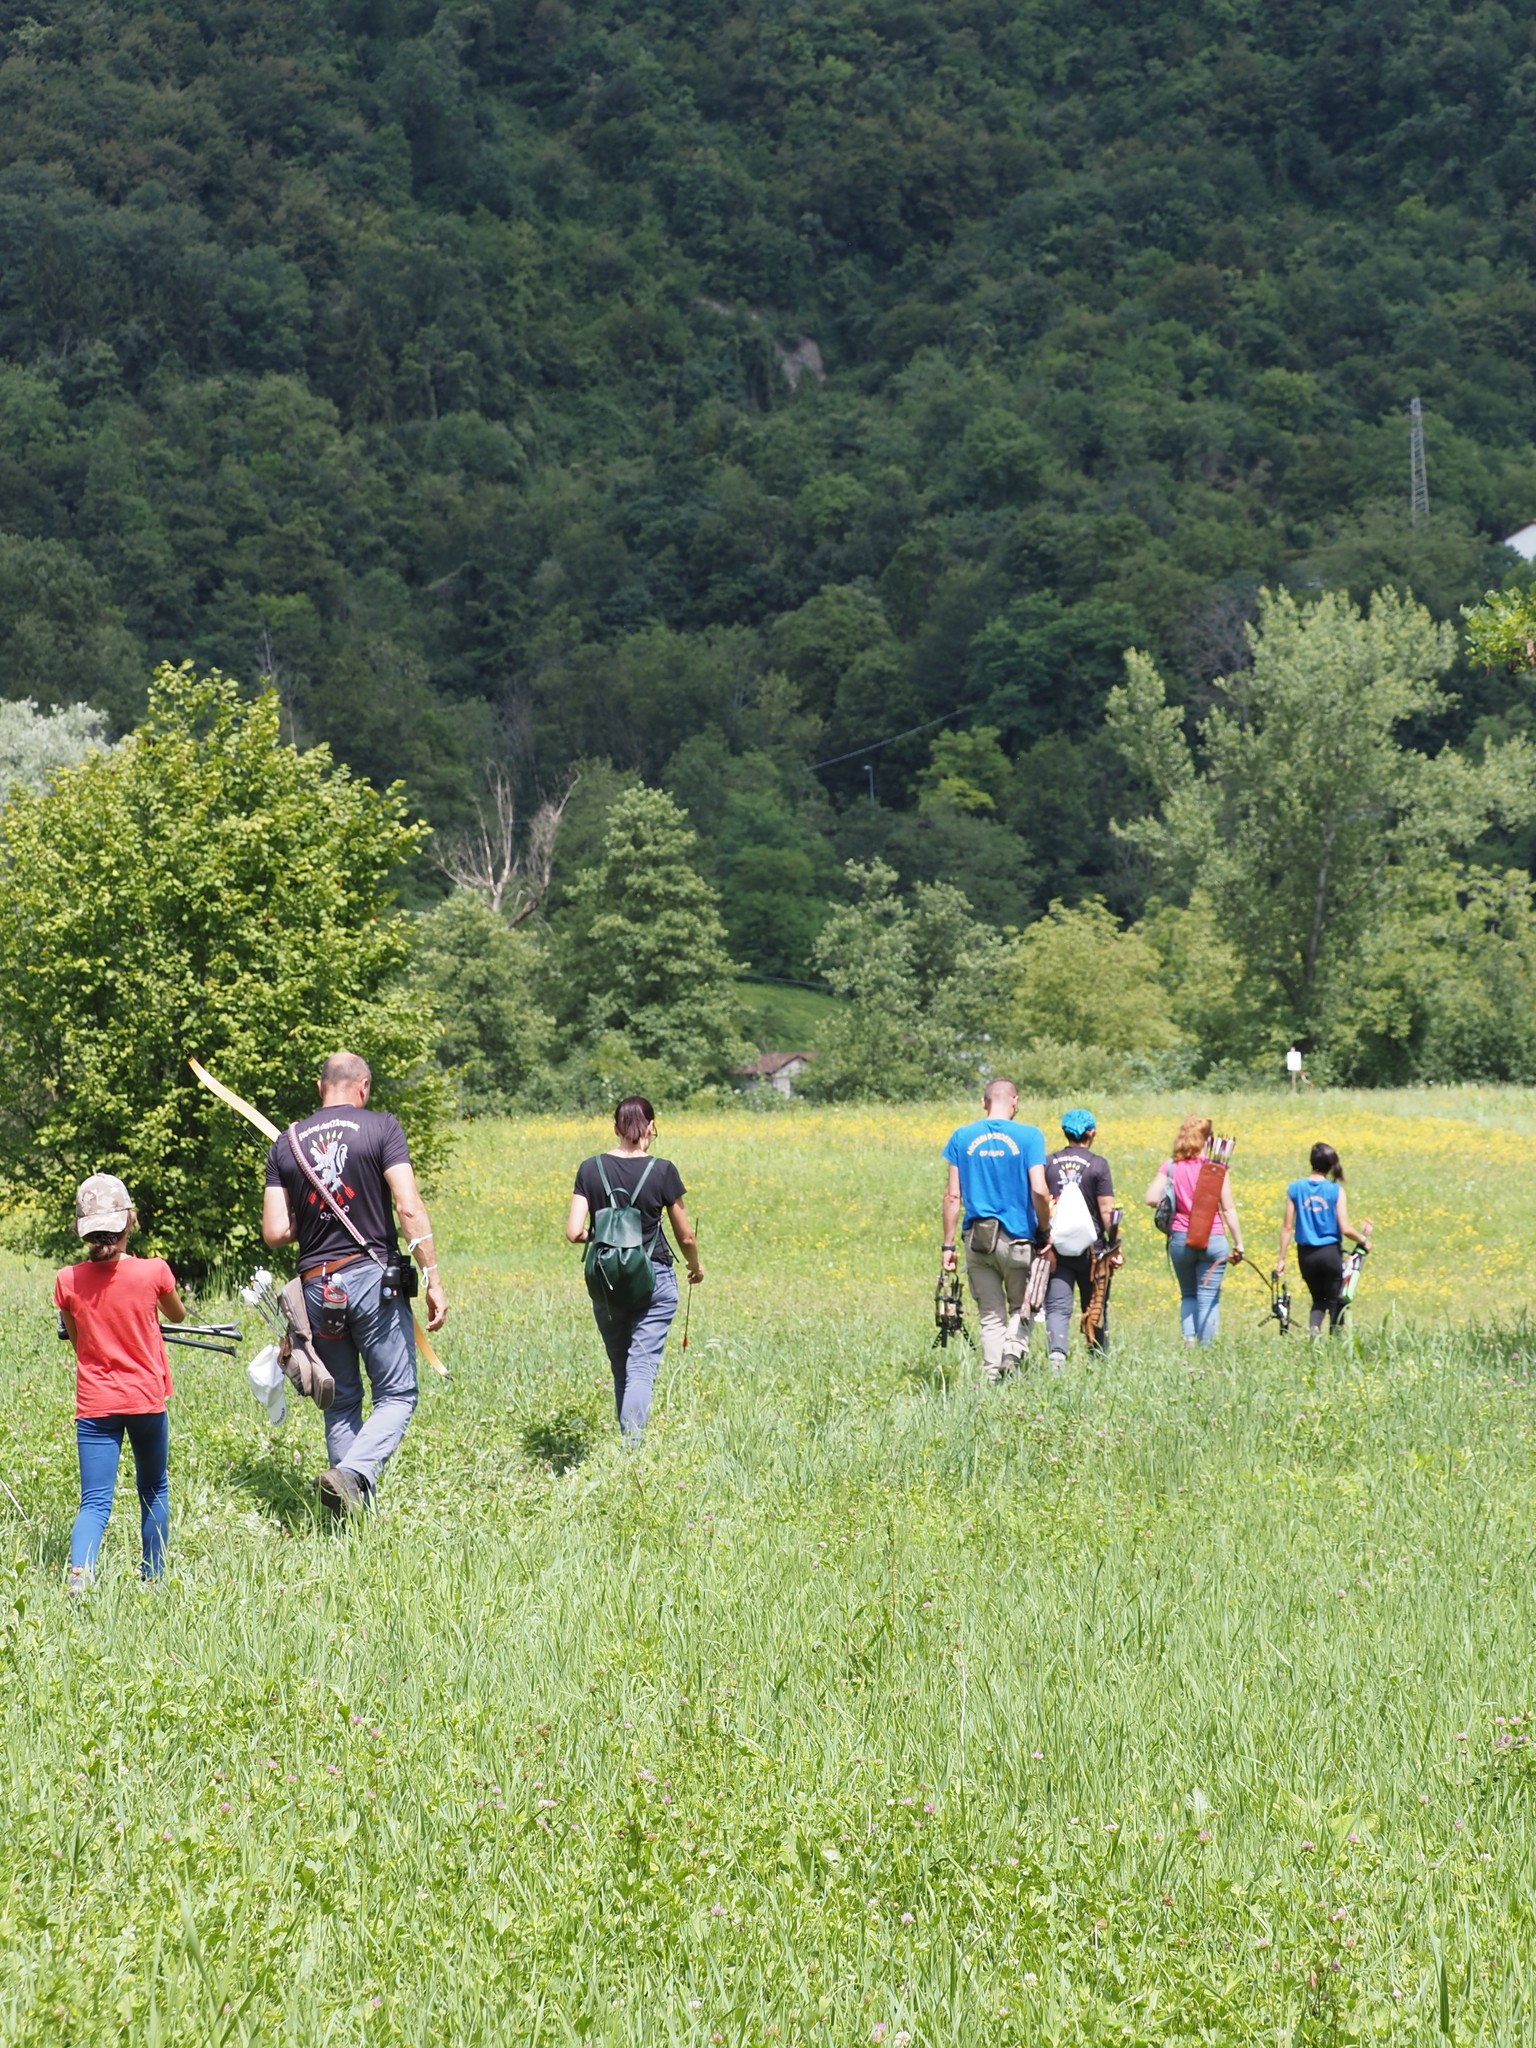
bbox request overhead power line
[810,709,962,774]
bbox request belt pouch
[968,1218,1001,1255]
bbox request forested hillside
[5,0,1536,1082]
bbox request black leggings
[1296,1241,1344,1333]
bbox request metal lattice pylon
[1409,397,1429,526]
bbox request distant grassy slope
[733,979,840,1056]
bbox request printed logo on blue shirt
[967,1131,1021,1157]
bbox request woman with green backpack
[566,1096,703,1445]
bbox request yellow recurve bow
[189,1057,448,1379]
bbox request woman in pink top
[1144,1114,1245,1345]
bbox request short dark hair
[983,1077,1018,1111]
[1310,1141,1344,1182]
[614,1095,655,1144]
[321,1052,372,1090]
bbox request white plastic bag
[1049,1178,1097,1257]
[247,1342,288,1428]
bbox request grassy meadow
[3,1088,1536,2043]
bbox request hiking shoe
[1048,1351,1067,1373]
[64,1565,93,1597]
[316,1467,366,1518]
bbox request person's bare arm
[158,1282,187,1325]
[668,1199,704,1284]
[1144,1165,1169,1208]
[1030,1163,1050,1237]
[1097,1191,1117,1230]
[1336,1189,1372,1249]
[384,1160,447,1333]
[566,1193,590,1244]
[941,1165,962,1272]
[1220,1177,1244,1259]
[262,1186,296,1248]
[1276,1194,1297,1273]
[59,1304,78,1347]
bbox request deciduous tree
[0,663,448,1266]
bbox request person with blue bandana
[940,1078,1050,1382]
[1043,1108,1119,1370]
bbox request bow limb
[188,1057,450,1383]
[188,1057,282,1142]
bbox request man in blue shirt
[941,1079,1050,1381]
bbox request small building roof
[741,1050,813,1076]
[1504,523,1536,561]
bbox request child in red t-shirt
[54,1174,185,1592]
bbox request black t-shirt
[265,1107,412,1264]
[1045,1144,1115,1245]
[574,1153,685,1266]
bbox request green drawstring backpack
[583,1156,661,1313]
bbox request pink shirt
[1165,1158,1226,1240]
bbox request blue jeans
[592,1263,679,1443]
[73,1411,169,1576]
[305,1262,418,1496]
[1168,1231,1229,1344]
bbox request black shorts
[1296,1241,1344,1311]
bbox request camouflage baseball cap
[75,1173,132,1237]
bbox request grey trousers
[306,1262,419,1495]
[592,1261,679,1442]
[963,1227,1033,1379]
[1044,1250,1108,1357]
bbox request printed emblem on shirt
[303,1118,361,1210]
[967,1131,1021,1157]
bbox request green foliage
[0,663,448,1269]
[3,2,1536,1051]
[1009,899,1179,1053]
[0,697,108,792]
[916,726,1014,817]
[557,785,747,1097]
[1140,891,1255,1071]
[410,893,554,1114]
[0,0,1531,946]
[803,860,1005,1099]
[0,535,142,727]
[1464,583,1536,672]
[1108,589,1536,1076]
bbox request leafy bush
[0,663,450,1268]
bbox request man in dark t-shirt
[1043,1108,1118,1368]
[262,1051,446,1516]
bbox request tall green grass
[2,1096,1534,2043]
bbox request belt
[298,1248,375,1283]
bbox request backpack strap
[286,1124,387,1272]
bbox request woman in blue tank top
[1275,1142,1372,1334]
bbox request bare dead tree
[436,768,577,925]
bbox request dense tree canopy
[4,2,1536,1087]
